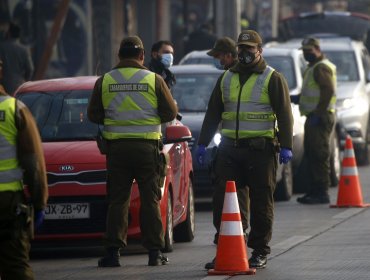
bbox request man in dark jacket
[207,36,238,70]
[148,40,176,89]
[197,30,293,269]
[88,36,178,267]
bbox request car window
[324,51,359,82]
[361,49,370,80]
[17,90,98,141]
[172,73,219,112]
[264,56,296,90]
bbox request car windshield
[181,57,216,65]
[323,51,359,81]
[172,73,219,112]
[264,56,296,90]
[17,90,98,141]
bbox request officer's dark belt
[221,137,270,148]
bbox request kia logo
[60,165,75,172]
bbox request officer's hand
[34,210,45,230]
[307,113,321,126]
[196,144,207,166]
[279,148,293,164]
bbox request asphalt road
[30,164,370,280]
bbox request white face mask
[161,53,174,69]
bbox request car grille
[37,196,107,235]
[47,170,107,186]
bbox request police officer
[87,36,178,267]
[197,30,293,269]
[296,37,336,204]
[0,59,48,280]
[148,40,176,89]
[206,36,250,245]
[207,36,238,70]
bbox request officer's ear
[139,49,145,63]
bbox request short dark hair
[151,40,173,53]
[119,47,143,59]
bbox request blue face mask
[213,59,223,70]
[161,53,174,69]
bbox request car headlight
[342,98,355,109]
[338,97,368,114]
[212,132,221,146]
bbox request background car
[170,64,305,201]
[15,76,195,252]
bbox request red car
[15,76,195,251]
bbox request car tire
[174,178,195,242]
[355,124,370,166]
[162,191,174,253]
[274,161,293,201]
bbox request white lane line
[332,208,363,219]
[272,235,312,250]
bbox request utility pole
[214,0,241,39]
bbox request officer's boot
[98,247,121,267]
[148,249,169,266]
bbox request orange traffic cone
[331,135,370,208]
[208,181,256,276]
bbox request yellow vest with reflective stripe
[102,68,161,140]
[299,59,337,116]
[0,96,23,191]
[220,66,276,139]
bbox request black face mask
[238,50,257,65]
[304,52,316,63]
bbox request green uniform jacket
[198,57,293,149]
[88,59,178,125]
[0,88,48,213]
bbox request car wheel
[354,124,370,166]
[330,132,341,187]
[274,161,293,201]
[174,178,195,242]
[162,191,174,253]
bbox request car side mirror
[290,94,300,104]
[163,125,192,144]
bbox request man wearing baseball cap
[207,36,238,70]
[198,30,293,269]
[88,35,178,267]
[296,36,337,205]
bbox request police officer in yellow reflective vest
[87,36,178,267]
[296,37,337,204]
[197,30,294,269]
[0,60,48,280]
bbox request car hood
[43,141,105,165]
[336,81,363,99]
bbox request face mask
[238,50,257,65]
[161,53,173,69]
[213,59,223,70]
[303,52,316,63]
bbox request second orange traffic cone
[331,135,370,208]
[208,181,256,276]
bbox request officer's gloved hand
[34,210,45,230]
[307,113,321,126]
[279,148,293,164]
[196,144,207,166]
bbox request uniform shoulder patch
[0,110,5,121]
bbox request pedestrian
[87,35,178,267]
[0,21,34,95]
[296,37,336,204]
[197,30,293,269]
[148,40,176,89]
[184,23,217,55]
[206,36,238,70]
[206,36,250,246]
[0,59,48,280]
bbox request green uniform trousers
[213,137,277,256]
[304,112,335,196]
[0,191,34,280]
[104,139,165,250]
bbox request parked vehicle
[14,76,195,251]
[170,64,306,201]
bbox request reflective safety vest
[0,96,23,191]
[220,66,276,139]
[299,59,337,116]
[102,68,161,140]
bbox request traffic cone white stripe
[343,148,355,158]
[223,192,240,213]
[219,221,244,236]
[341,167,358,176]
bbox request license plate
[44,203,90,219]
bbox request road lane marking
[272,235,312,250]
[332,208,363,219]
